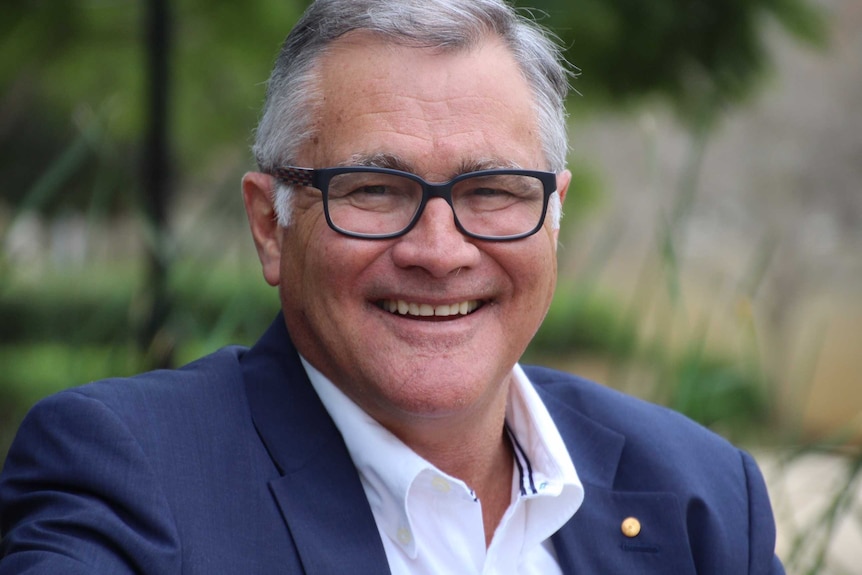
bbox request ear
[552,169,572,244]
[242,172,283,287]
[556,169,571,206]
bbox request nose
[390,198,481,277]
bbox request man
[0,0,784,573]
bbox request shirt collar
[301,358,583,556]
[506,364,581,499]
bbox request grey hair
[252,0,571,229]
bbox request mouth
[377,299,482,318]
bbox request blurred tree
[520,0,828,124]
[0,0,141,215]
[0,0,311,215]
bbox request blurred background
[1,0,860,571]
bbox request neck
[388,404,515,547]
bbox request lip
[376,298,484,318]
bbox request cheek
[529,256,557,307]
[511,236,557,287]
[282,229,385,314]
[507,241,558,320]
[278,226,323,320]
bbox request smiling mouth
[377,299,482,318]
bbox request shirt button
[397,527,413,546]
[431,476,451,493]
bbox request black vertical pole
[140,0,173,368]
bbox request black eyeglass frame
[269,165,558,241]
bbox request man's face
[246,33,569,434]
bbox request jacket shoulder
[523,364,746,490]
[524,365,783,574]
[74,344,249,401]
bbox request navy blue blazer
[0,316,784,574]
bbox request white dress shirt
[302,359,584,575]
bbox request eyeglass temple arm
[270,167,314,187]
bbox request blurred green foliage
[520,0,828,121]
[0,258,277,407]
[1,0,311,215]
[527,282,638,359]
[666,349,770,439]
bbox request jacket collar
[534,381,624,489]
[241,315,391,575]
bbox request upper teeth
[382,300,479,317]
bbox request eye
[351,184,390,196]
[328,174,420,215]
[470,187,512,197]
[329,180,389,200]
[460,175,535,198]
[342,182,412,203]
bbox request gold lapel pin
[621,517,641,538]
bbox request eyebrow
[341,153,523,178]
[458,158,523,173]
[343,153,414,172]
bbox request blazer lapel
[242,316,391,575]
[537,384,698,575]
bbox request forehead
[298,32,545,176]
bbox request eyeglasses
[270,166,558,241]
